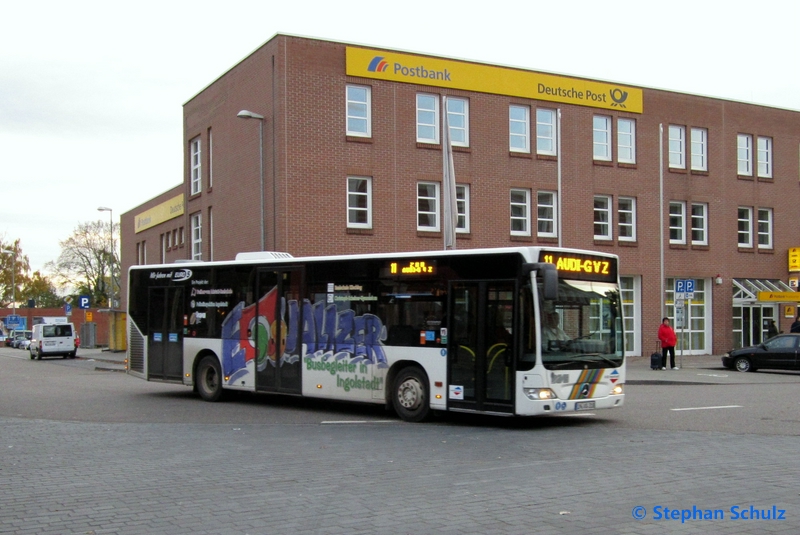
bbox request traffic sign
[5,314,21,329]
[675,279,695,300]
[79,295,91,309]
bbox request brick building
[120,34,800,356]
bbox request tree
[22,271,62,308]
[47,220,118,308]
[1,239,31,309]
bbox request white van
[29,323,78,360]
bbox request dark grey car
[722,333,800,372]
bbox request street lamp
[237,109,265,251]
[1,248,15,314]
[97,206,115,308]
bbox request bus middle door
[447,280,515,415]
[254,268,302,394]
[146,286,184,381]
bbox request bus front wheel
[392,367,431,422]
[196,355,224,402]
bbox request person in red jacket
[658,317,678,370]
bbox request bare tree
[47,220,117,308]
[1,239,31,309]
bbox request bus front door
[254,268,302,394]
[147,287,184,381]
[448,281,515,415]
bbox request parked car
[11,334,28,348]
[18,338,31,350]
[722,333,800,373]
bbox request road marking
[321,420,396,424]
[696,373,729,378]
[671,405,742,411]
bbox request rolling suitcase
[650,343,662,370]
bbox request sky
[2,0,799,274]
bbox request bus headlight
[610,384,624,396]
[523,388,557,401]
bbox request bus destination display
[539,251,617,282]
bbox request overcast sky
[2,0,799,274]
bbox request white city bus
[126,247,624,421]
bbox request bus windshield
[539,279,623,370]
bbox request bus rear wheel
[392,367,430,422]
[196,355,224,401]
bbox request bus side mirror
[520,263,558,300]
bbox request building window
[593,115,612,161]
[347,176,372,229]
[160,234,166,263]
[668,125,685,169]
[510,188,531,236]
[416,94,439,144]
[191,212,202,260]
[691,127,708,171]
[166,230,172,249]
[207,128,213,189]
[190,137,202,195]
[179,227,185,245]
[617,118,635,164]
[172,229,177,247]
[536,109,557,156]
[137,241,146,265]
[456,184,470,233]
[758,208,773,249]
[208,207,213,261]
[509,105,530,153]
[737,207,753,247]
[537,191,557,238]
[618,196,636,241]
[691,203,708,245]
[594,195,613,240]
[417,182,440,231]
[669,201,686,244]
[737,134,753,176]
[346,85,371,137]
[446,97,469,147]
[757,136,772,178]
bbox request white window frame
[593,195,613,240]
[617,118,636,164]
[737,207,753,248]
[190,137,202,195]
[416,94,439,144]
[757,136,773,178]
[669,201,686,244]
[346,85,371,137]
[208,128,213,188]
[417,182,440,231]
[510,188,531,237]
[757,208,773,249]
[690,127,708,171]
[737,134,753,176]
[618,196,636,242]
[509,105,530,153]
[347,176,372,229]
[690,202,708,246]
[593,115,612,161]
[536,108,557,156]
[668,125,686,169]
[537,191,557,238]
[456,184,470,233]
[446,97,469,147]
[191,212,202,260]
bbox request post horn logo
[609,88,628,108]
[367,56,389,73]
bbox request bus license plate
[574,401,595,411]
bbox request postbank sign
[346,47,643,114]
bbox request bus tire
[196,355,224,402]
[392,366,431,422]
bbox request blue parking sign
[79,295,91,309]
